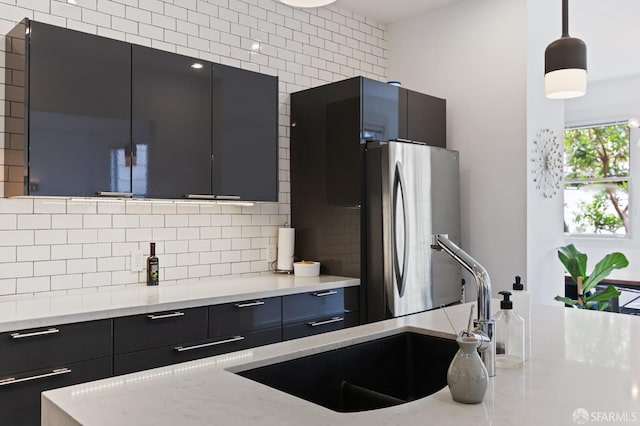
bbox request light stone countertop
[0,275,359,332]
[42,302,640,426]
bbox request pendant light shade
[544,0,587,99]
[277,0,336,7]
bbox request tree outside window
[564,123,630,235]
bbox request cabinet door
[406,89,446,148]
[209,297,281,337]
[27,22,131,196]
[113,307,208,355]
[132,45,212,198]
[212,64,278,201]
[362,78,400,141]
[0,357,111,426]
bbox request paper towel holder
[274,224,295,274]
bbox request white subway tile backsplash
[0,0,386,298]
[0,214,17,230]
[17,245,49,261]
[98,228,126,243]
[210,263,230,276]
[0,230,34,246]
[67,258,97,274]
[126,5,152,23]
[34,229,66,245]
[34,260,65,276]
[0,278,17,295]
[83,243,111,258]
[68,229,98,244]
[17,276,49,293]
[51,244,83,260]
[82,271,110,287]
[220,250,240,262]
[52,214,83,229]
[164,266,188,280]
[98,256,125,271]
[51,273,82,290]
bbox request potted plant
[555,244,628,311]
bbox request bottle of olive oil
[147,242,159,286]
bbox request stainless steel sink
[236,331,457,412]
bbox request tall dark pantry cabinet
[290,77,448,324]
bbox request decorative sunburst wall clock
[531,128,563,199]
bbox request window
[563,123,630,235]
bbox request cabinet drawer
[114,327,282,375]
[283,312,359,341]
[0,356,112,426]
[283,288,346,324]
[209,297,281,337]
[114,307,208,355]
[0,319,112,377]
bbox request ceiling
[335,0,462,24]
[335,0,640,83]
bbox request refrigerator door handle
[392,163,409,297]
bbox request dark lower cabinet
[0,357,112,426]
[0,320,112,377]
[283,287,359,340]
[114,327,281,375]
[0,287,358,424]
[0,319,112,426]
[209,297,282,338]
[283,312,359,340]
[113,307,208,355]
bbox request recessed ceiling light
[277,0,336,8]
[191,63,203,69]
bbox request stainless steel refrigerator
[364,140,462,321]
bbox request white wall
[0,0,387,299]
[564,75,640,281]
[387,0,528,301]
[526,0,567,305]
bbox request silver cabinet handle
[184,194,241,200]
[96,191,133,197]
[0,368,71,386]
[214,195,241,200]
[313,290,338,297]
[308,316,344,327]
[147,311,185,320]
[184,194,217,200]
[174,336,245,352]
[234,301,265,308]
[10,328,60,339]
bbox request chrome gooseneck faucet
[431,234,496,377]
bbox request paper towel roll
[277,228,295,271]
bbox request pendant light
[277,0,336,7]
[544,0,587,99]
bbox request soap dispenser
[494,291,524,368]
[510,276,531,360]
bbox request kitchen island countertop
[42,302,640,425]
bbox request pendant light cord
[562,0,569,37]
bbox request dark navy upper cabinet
[212,64,278,201]
[131,46,212,198]
[362,78,400,142]
[27,21,131,196]
[402,88,446,148]
[10,20,278,201]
